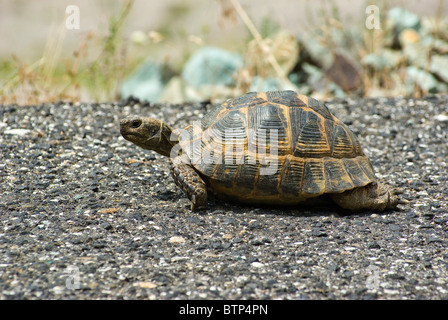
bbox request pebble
[134,281,158,289]
[367,241,381,249]
[4,128,33,136]
[251,262,264,269]
[169,236,186,244]
[311,228,327,237]
[434,113,448,122]
[100,222,113,230]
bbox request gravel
[0,96,447,300]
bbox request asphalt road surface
[0,95,447,299]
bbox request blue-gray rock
[430,55,448,83]
[387,7,421,32]
[406,66,443,93]
[181,46,243,89]
[299,32,333,69]
[120,61,174,102]
[361,50,404,70]
[249,77,283,92]
[4,128,32,136]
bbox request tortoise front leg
[170,154,208,210]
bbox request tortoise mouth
[121,131,148,145]
[121,131,138,141]
[122,130,162,149]
[120,125,149,139]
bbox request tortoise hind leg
[330,182,399,212]
[170,154,208,210]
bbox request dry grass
[0,0,133,105]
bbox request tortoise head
[120,117,178,157]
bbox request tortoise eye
[131,120,141,128]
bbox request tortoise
[120,90,399,211]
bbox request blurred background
[0,0,447,104]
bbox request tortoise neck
[154,123,178,157]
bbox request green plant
[0,0,134,105]
[64,0,134,102]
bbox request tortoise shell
[178,90,376,204]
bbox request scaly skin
[170,154,208,210]
[330,182,399,212]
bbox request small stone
[99,152,113,162]
[87,282,99,290]
[405,212,417,219]
[100,222,112,230]
[166,212,176,219]
[134,281,157,289]
[130,212,143,221]
[93,241,107,249]
[248,222,263,230]
[427,237,443,244]
[51,286,66,294]
[210,241,222,249]
[4,129,32,136]
[434,113,448,122]
[389,224,402,232]
[311,229,327,237]
[109,181,119,188]
[98,208,120,214]
[169,236,186,244]
[250,239,264,246]
[251,262,264,269]
[210,210,226,215]
[367,241,381,249]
